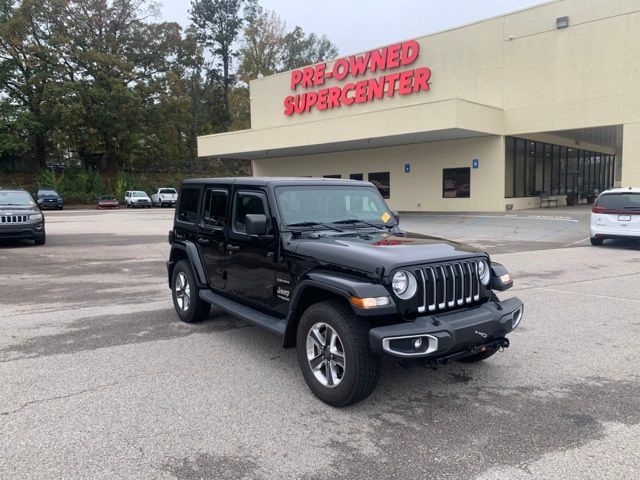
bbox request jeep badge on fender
[166,177,523,407]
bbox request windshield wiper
[288,221,344,232]
[333,218,390,229]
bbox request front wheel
[34,233,46,245]
[296,300,380,407]
[171,260,211,323]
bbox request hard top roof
[181,177,375,188]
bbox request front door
[226,190,277,307]
[198,187,230,290]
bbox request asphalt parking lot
[1,208,639,480]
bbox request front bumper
[39,201,62,209]
[0,223,45,240]
[369,297,523,359]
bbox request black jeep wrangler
[167,178,523,406]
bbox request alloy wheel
[175,272,191,311]
[306,322,346,387]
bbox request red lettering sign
[284,40,431,116]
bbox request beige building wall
[198,0,640,209]
[253,137,506,212]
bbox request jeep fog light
[350,296,391,309]
[392,270,417,300]
[413,338,423,350]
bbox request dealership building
[198,0,640,212]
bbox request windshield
[276,186,397,228]
[597,193,640,210]
[159,189,176,194]
[100,196,115,200]
[0,191,36,206]
[132,192,147,197]
[38,190,58,196]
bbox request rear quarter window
[177,187,201,223]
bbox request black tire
[171,260,211,323]
[34,233,46,245]
[296,300,381,407]
[126,203,130,208]
[590,237,604,246]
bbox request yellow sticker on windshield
[381,212,391,223]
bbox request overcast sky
[159,0,546,56]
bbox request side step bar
[199,289,287,337]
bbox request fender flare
[168,241,208,288]
[283,271,396,347]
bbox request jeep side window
[203,189,228,226]
[177,187,201,223]
[233,192,267,233]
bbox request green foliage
[1,0,339,173]
[238,7,339,83]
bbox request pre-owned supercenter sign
[284,40,431,116]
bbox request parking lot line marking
[563,237,590,247]
[410,214,580,223]
[537,287,640,303]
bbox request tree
[52,0,184,170]
[237,6,285,83]
[237,8,339,84]
[281,27,338,71]
[190,0,250,129]
[0,0,66,167]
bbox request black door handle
[197,238,210,246]
[226,244,240,252]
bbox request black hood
[287,230,485,275]
[0,205,39,213]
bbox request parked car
[151,188,178,207]
[590,187,640,245]
[35,188,63,210]
[97,195,120,209]
[124,191,152,208]
[0,189,46,245]
[166,178,523,406]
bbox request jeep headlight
[478,260,491,285]
[391,270,417,300]
[30,213,43,221]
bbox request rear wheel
[590,237,604,246]
[171,260,211,323]
[296,300,380,407]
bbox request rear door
[198,187,230,290]
[226,189,277,307]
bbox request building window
[505,137,615,198]
[177,187,200,223]
[350,173,364,181]
[368,171,390,198]
[324,174,341,179]
[443,168,470,198]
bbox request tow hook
[423,338,510,369]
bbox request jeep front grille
[415,260,481,313]
[0,214,29,224]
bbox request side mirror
[392,210,400,224]
[245,214,268,236]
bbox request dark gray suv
[0,189,46,245]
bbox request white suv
[124,191,152,208]
[590,187,640,245]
